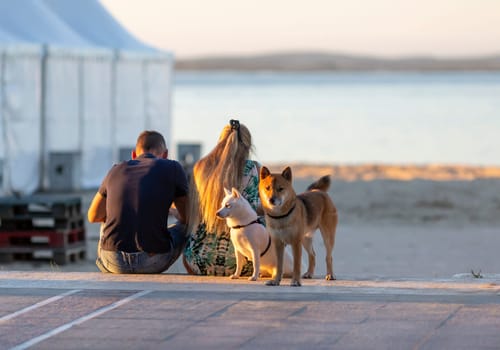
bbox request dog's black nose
[270,198,276,205]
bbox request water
[171,71,500,166]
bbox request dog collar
[230,219,271,257]
[266,204,296,220]
[231,218,261,230]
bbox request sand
[286,164,500,279]
[268,163,500,181]
[1,163,499,280]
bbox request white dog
[216,187,293,281]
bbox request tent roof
[44,0,158,52]
[0,0,169,54]
[0,27,25,44]
[0,0,93,47]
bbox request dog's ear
[224,188,231,196]
[282,167,292,182]
[231,187,240,198]
[260,166,270,180]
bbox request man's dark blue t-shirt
[99,154,188,253]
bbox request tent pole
[39,45,48,192]
[78,55,84,190]
[0,50,9,195]
[165,57,174,151]
[111,49,118,162]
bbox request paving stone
[0,272,499,349]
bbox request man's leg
[98,250,135,273]
[165,221,189,268]
[135,222,188,274]
[96,224,112,272]
[96,255,112,273]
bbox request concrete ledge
[1,271,499,299]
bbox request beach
[1,163,499,280]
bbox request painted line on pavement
[10,290,152,350]
[0,289,81,323]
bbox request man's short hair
[136,130,167,153]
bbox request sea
[171,71,500,166]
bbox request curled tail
[307,175,331,192]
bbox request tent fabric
[0,28,21,44]
[0,1,93,47]
[146,62,173,136]
[0,0,173,195]
[43,0,159,53]
[80,57,114,189]
[0,48,42,195]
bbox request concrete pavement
[0,271,499,349]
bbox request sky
[100,0,500,59]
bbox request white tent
[0,0,174,195]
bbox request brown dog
[259,166,338,286]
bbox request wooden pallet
[0,195,86,265]
[0,228,85,248]
[0,242,87,265]
[0,195,81,219]
[0,215,84,231]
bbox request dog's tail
[307,175,331,192]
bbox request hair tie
[229,119,242,142]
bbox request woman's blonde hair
[187,120,253,235]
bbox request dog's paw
[248,276,258,281]
[230,274,239,279]
[325,274,336,281]
[302,272,313,279]
[290,279,302,287]
[265,280,280,286]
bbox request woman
[183,119,262,276]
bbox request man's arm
[172,195,188,224]
[87,192,106,223]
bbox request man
[87,130,189,273]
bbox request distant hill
[175,51,500,71]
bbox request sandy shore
[267,163,500,181]
[267,163,500,227]
[1,163,499,279]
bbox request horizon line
[174,49,500,61]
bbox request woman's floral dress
[183,160,262,276]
